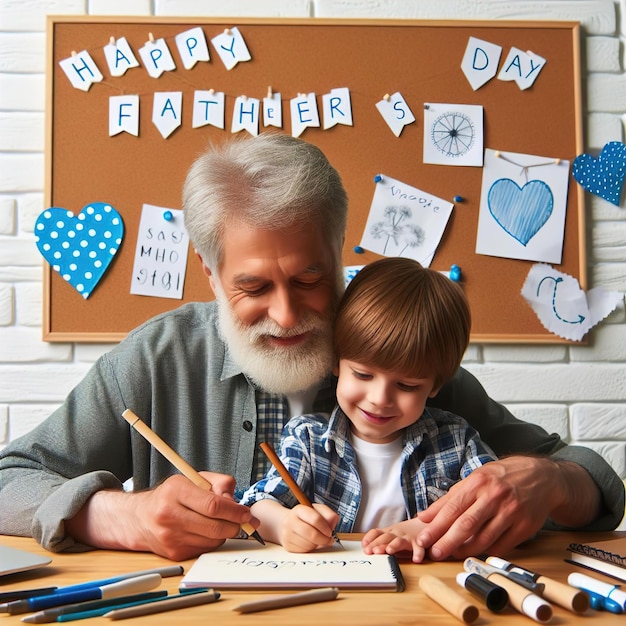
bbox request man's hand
[66,472,258,561]
[416,456,601,561]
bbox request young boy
[240,257,497,562]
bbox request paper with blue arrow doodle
[521,263,623,341]
[572,141,626,206]
[35,203,124,299]
[476,149,570,264]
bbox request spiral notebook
[568,537,626,582]
[181,539,405,592]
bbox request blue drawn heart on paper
[572,141,626,206]
[488,178,553,246]
[34,203,124,299]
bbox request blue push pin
[373,174,383,183]
[454,195,464,203]
[353,246,364,254]
[449,264,461,282]
[163,210,174,221]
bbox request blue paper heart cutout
[572,141,626,206]
[35,203,124,299]
[488,178,553,246]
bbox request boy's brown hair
[333,257,471,389]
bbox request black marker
[456,572,509,612]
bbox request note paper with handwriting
[180,539,404,591]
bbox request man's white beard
[215,290,335,394]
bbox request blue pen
[0,588,58,603]
[21,591,168,623]
[1,573,162,615]
[51,565,183,594]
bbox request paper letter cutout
[360,174,453,267]
[476,149,570,264]
[130,204,190,300]
[461,37,502,90]
[322,87,353,129]
[139,36,176,78]
[498,47,546,90]
[522,263,623,341]
[263,92,282,128]
[59,51,103,92]
[423,103,483,166]
[175,27,210,70]
[152,92,182,139]
[109,95,139,136]
[193,90,225,129]
[375,92,415,137]
[290,93,320,138]
[232,96,260,136]
[35,203,124,299]
[103,37,139,77]
[211,27,251,70]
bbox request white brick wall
[0,0,625,483]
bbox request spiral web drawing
[431,112,475,157]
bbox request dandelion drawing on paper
[369,206,426,255]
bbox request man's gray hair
[183,132,348,272]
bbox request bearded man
[1,133,623,561]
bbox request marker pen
[464,558,553,623]
[486,557,589,613]
[456,572,508,612]
[568,572,626,612]
[584,589,623,614]
[419,575,479,624]
[486,556,539,581]
[461,558,544,593]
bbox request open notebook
[181,539,404,592]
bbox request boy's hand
[362,518,429,563]
[277,503,339,552]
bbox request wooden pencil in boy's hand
[121,409,264,545]
[259,441,344,549]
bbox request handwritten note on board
[360,174,453,267]
[130,204,190,300]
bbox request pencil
[233,587,340,613]
[122,409,264,545]
[103,589,220,620]
[259,441,344,549]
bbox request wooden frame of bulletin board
[44,16,585,343]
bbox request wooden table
[1,532,625,624]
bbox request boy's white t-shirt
[350,433,407,532]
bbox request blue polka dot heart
[572,141,626,206]
[35,203,124,299]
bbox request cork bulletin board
[44,16,585,342]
